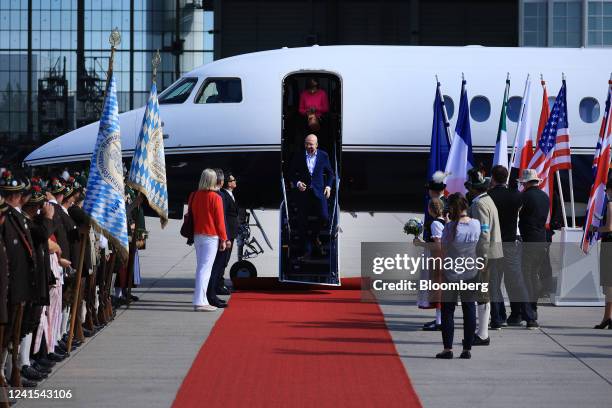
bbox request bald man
[288,134,335,258]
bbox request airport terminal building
[0,0,611,164]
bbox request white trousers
[193,234,219,306]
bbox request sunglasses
[228,178,236,182]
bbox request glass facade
[0,0,213,163]
[523,1,548,46]
[522,0,612,47]
[552,1,582,47]
[588,0,612,45]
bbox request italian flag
[492,78,510,169]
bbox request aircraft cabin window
[579,97,600,123]
[158,78,198,104]
[196,78,243,103]
[432,95,454,119]
[506,96,522,122]
[469,96,491,122]
[444,95,454,119]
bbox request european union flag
[427,82,451,181]
[83,73,129,261]
[127,81,168,227]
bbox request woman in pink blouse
[299,78,329,132]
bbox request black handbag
[180,192,195,245]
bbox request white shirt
[224,189,235,201]
[306,150,318,175]
[431,219,445,239]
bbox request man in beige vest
[465,168,503,346]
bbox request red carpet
[172,289,422,408]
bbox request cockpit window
[195,78,243,104]
[158,78,198,104]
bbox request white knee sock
[5,350,12,378]
[114,288,123,298]
[435,308,442,325]
[18,333,32,368]
[62,309,70,336]
[477,303,490,339]
[80,300,87,323]
[0,349,8,381]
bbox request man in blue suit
[289,134,335,258]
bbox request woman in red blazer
[190,168,227,311]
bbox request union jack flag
[582,82,612,253]
[527,80,571,227]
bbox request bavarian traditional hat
[25,185,46,207]
[63,184,75,199]
[0,170,25,193]
[517,168,542,184]
[464,168,490,190]
[49,177,66,195]
[25,178,46,206]
[426,171,447,192]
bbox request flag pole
[436,75,453,144]
[555,172,569,228]
[507,74,530,184]
[563,74,576,227]
[66,227,89,353]
[67,28,120,352]
[125,51,159,305]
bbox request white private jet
[24,45,612,285]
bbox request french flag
[511,75,534,173]
[582,82,612,253]
[444,79,474,194]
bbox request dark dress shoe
[459,350,472,359]
[21,365,46,381]
[58,340,77,352]
[129,294,139,301]
[422,320,436,328]
[211,300,227,308]
[62,334,81,345]
[526,320,540,330]
[35,357,56,368]
[47,352,66,362]
[472,335,490,346]
[82,327,94,337]
[594,318,612,329]
[216,286,231,296]
[32,362,52,374]
[54,346,68,356]
[435,350,453,359]
[20,378,38,388]
[506,315,523,327]
[490,322,504,330]
[422,321,441,331]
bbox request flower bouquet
[403,218,423,238]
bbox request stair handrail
[280,173,291,236]
[329,148,340,235]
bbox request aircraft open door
[280,72,341,285]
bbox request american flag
[582,83,612,253]
[527,81,571,226]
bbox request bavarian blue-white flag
[83,73,129,261]
[127,81,168,227]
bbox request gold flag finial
[152,49,161,83]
